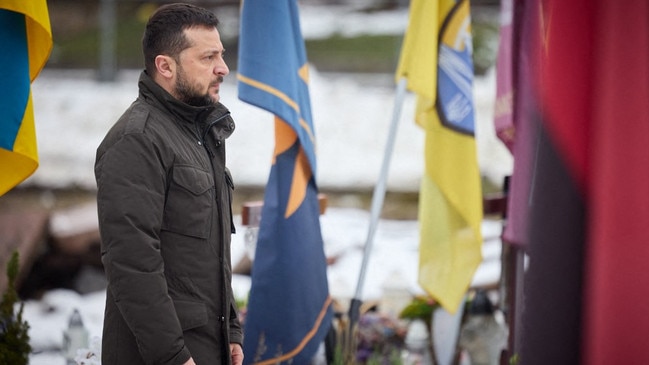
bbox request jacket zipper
[195,112,231,347]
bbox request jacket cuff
[168,346,192,365]
[229,330,244,346]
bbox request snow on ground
[27,67,510,192]
[26,207,504,365]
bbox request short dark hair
[142,3,220,74]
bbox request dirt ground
[0,186,420,220]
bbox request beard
[174,66,219,107]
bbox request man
[95,4,243,364]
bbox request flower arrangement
[398,296,437,324]
[331,296,441,365]
[331,310,407,365]
[355,311,407,364]
[73,336,102,365]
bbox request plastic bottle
[458,290,507,365]
[402,319,433,365]
[63,308,89,365]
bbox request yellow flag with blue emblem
[396,0,483,313]
[0,0,52,195]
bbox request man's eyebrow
[201,48,225,57]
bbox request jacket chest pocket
[162,165,214,238]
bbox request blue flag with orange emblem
[0,0,52,196]
[237,1,333,364]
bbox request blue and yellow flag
[237,1,332,363]
[0,0,52,196]
[396,0,483,313]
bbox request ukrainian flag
[0,1,52,196]
[237,0,332,363]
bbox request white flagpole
[348,77,408,328]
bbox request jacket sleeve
[228,297,243,346]
[96,132,191,365]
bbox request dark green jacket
[95,71,242,365]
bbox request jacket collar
[138,71,235,141]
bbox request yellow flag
[396,0,483,313]
[0,0,52,196]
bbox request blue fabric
[238,1,333,364]
[237,0,316,172]
[0,9,30,151]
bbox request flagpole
[348,77,408,330]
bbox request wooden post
[241,193,328,227]
[486,176,526,365]
[98,0,117,82]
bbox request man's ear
[155,55,175,80]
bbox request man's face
[173,26,229,106]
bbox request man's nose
[216,59,229,76]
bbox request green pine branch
[0,251,31,365]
